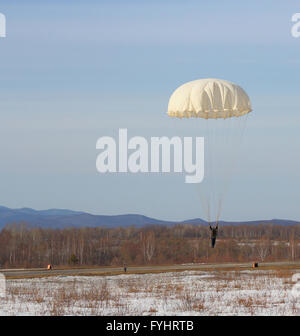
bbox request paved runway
[2,261,300,278]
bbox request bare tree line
[0,222,299,268]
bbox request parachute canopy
[167,78,252,224]
[167,78,252,119]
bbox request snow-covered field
[0,269,299,316]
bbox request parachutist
[209,224,218,248]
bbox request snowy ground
[0,269,299,315]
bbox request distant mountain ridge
[0,205,299,230]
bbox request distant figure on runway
[123,263,127,273]
[209,224,218,248]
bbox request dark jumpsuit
[210,226,218,248]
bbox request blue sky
[0,1,299,221]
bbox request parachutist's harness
[209,225,218,238]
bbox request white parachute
[167,78,252,225]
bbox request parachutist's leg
[211,238,216,248]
